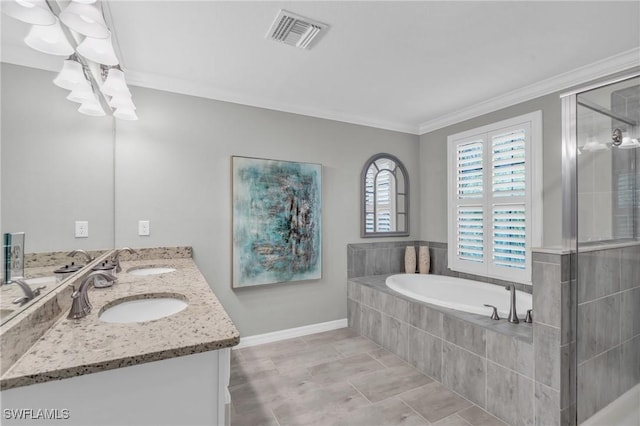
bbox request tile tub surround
[0,254,239,390]
[348,241,532,294]
[230,328,508,426]
[575,243,640,423]
[348,276,561,426]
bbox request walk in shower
[563,73,640,425]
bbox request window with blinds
[447,111,541,284]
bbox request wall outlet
[138,220,150,236]
[75,221,89,238]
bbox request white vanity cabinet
[2,348,231,426]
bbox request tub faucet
[111,247,137,273]
[11,279,45,306]
[68,249,94,264]
[68,271,116,319]
[505,284,519,324]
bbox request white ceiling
[2,1,639,134]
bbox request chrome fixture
[505,285,519,324]
[11,279,45,306]
[612,128,623,146]
[67,271,115,319]
[67,249,95,264]
[1,0,137,120]
[483,304,500,320]
[111,247,137,273]
[524,309,533,324]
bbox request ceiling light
[77,33,119,66]
[59,2,109,38]
[53,57,85,89]
[78,94,105,116]
[24,19,74,56]
[108,95,135,110]
[114,107,138,121]
[66,78,94,103]
[101,68,131,97]
[1,0,56,25]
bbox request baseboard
[234,318,348,349]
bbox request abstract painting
[232,156,322,288]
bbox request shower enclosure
[563,73,640,425]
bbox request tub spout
[505,285,519,324]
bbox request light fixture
[114,107,138,121]
[78,95,106,116]
[100,67,131,97]
[77,32,119,66]
[3,0,137,120]
[59,1,109,38]
[24,18,74,55]
[1,0,56,25]
[53,57,85,89]
[66,78,94,103]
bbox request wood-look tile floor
[230,328,509,426]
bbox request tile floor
[230,327,509,426]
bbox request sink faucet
[68,249,94,264]
[12,279,46,306]
[505,284,519,324]
[111,247,137,273]
[67,271,116,319]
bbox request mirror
[0,63,115,324]
[361,153,409,237]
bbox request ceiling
[2,1,639,134]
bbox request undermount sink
[99,295,188,324]
[127,266,177,276]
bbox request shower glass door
[575,75,640,425]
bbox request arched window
[361,153,409,237]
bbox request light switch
[138,220,150,236]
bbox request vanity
[0,247,240,426]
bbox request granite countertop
[1,257,240,390]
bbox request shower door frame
[560,70,640,425]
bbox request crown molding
[418,47,640,135]
[123,69,420,135]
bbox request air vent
[266,10,328,50]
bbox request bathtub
[385,274,532,318]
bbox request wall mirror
[0,63,115,325]
[361,153,409,237]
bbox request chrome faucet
[67,271,116,319]
[505,284,519,324]
[12,279,45,306]
[111,247,137,273]
[68,249,95,264]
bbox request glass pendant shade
[59,2,108,38]
[114,107,138,121]
[108,95,135,110]
[2,0,56,25]
[101,68,131,97]
[24,20,74,56]
[77,33,119,66]
[66,78,93,103]
[78,95,105,116]
[53,59,85,90]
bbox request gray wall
[114,85,420,336]
[419,93,562,247]
[1,64,115,253]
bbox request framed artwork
[232,156,322,288]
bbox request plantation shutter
[364,159,396,233]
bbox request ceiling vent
[266,10,328,50]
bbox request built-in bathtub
[385,273,532,318]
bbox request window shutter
[457,205,484,262]
[456,141,484,199]
[492,129,526,197]
[492,204,526,270]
